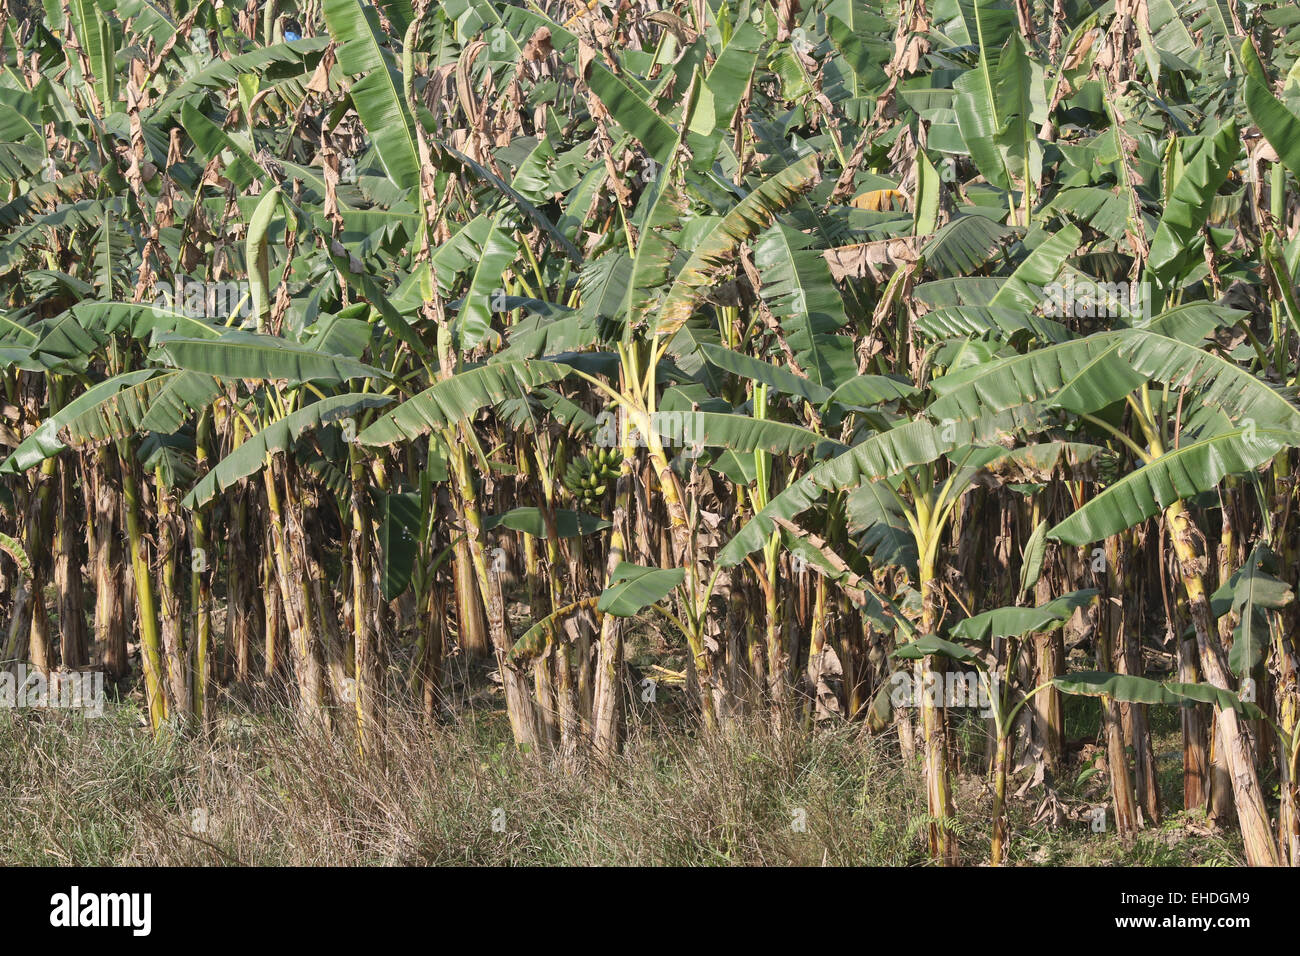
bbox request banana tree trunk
[1116,529,1160,824]
[592,434,637,756]
[536,475,581,762]
[1166,587,1211,816]
[645,432,718,730]
[520,529,559,746]
[227,485,258,682]
[27,583,52,675]
[414,578,447,721]
[155,467,190,724]
[3,576,32,671]
[55,461,87,668]
[189,507,211,725]
[1099,664,1139,836]
[1102,535,1139,835]
[1276,633,1299,864]
[765,546,785,730]
[990,728,1011,866]
[452,536,491,658]
[448,425,539,750]
[263,462,329,724]
[1166,500,1280,866]
[262,517,283,680]
[1206,712,1237,826]
[3,475,35,669]
[91,449,127,679]
[571,552,594,736]
[918,553,957,865]
[19,457,58,675]
[349,447,384,754]
[312,521,353,711]
[841,593,866,719]
[121,447,166,729]
[747,582,768,715]
[804,573,841,724]
[1031,542,1064,773]
[191,411,215,726]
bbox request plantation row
[3,0,1300,866]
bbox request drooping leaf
[699,343,833,404]
[1053,671,1181,705]
[597,562,685,616]
[719,419,952,567]
[893,633,981,663]
[1049,427,1300,546]
[483,508,611,538]
[357,360,572,446]
[59,370,224,443]
[154,331,385,384]
[950,590,1097,643]
[183,394,393,508]
[0,371,156,474]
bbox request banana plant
[895,588,1096,864]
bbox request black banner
[2,865,1283,943]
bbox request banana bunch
[1092,449,1121,487]
[563,447,623,506]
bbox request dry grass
[0,687,927,866]
[0,683,1247,866]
